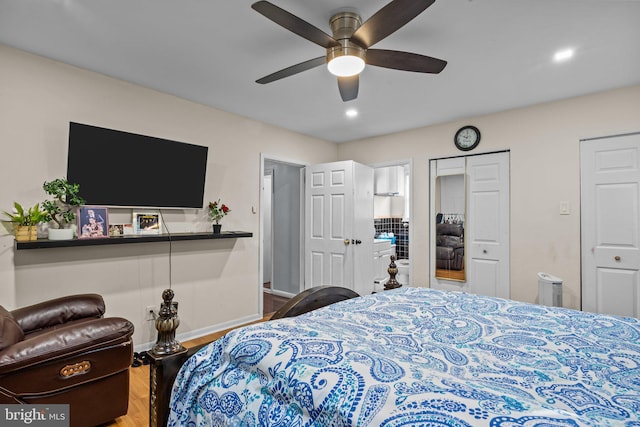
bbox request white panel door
[262,173,273,284]
[581,133,640,317]
[305,161,374,295]
[467,152,510,299]
[351,162,374,295]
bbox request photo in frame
[133,211,162,235]
[78,206,109,239]
[109,223,135,237]
[108,223,135,236]
[108,224,123,236]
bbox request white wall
[338,85,640,309]
[0,44,338,349]
[2,42,638,346]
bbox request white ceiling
[1,0,639,143]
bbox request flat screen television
[66,122,208,208]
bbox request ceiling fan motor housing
[327,12,366,66]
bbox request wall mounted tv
[66,122,208,209]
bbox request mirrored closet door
[432,158,466,282]
[429,152,510,299]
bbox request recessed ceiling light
[346,109,358,118]
[553,48,574,63]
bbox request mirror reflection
[434,174,465,281]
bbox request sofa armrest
[0,317,134,375]
[10,294,105,334]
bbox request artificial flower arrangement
[208,199,230,224]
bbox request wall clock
[454,125,481,151]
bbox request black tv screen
[67,122,208,208]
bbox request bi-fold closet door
[581,133,640,317]
[429,152,510,299]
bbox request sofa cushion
[11,294,105,334]
[436,223,464,237]
[436,246,456,260]
[0,306,24,351]
[437,234,463,248]
[0,317,134,374]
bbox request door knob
[614,255,621,261]
[344,239,350,245]
[483,249,487,254]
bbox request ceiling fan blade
[252,1,339,49]
[338,75,359,102]
[351,0,435,48]
[366,49,447,73]
[256,56,325,84]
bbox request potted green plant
[2,202,47,241]
[42,178,85,240]
[208,199,230,234]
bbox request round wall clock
[454,125,481,151]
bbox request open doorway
[261,156,305,314]
[372,160,412,287]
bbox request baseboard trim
[263,288,296,299]
[134,313,263,353]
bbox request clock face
[454,126,481,151]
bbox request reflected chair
[435,223,465,270]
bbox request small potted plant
[41,178,86,240]
[208,199,230,234]
[2,202,47,241]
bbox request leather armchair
[0,294,134,427]
[436,223,465,270]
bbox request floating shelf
[15,231,253,250]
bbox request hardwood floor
[108,291,290,426]
[435,268,466,281]
[263,290,291,314]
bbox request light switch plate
[560,201,570,215]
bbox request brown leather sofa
[0,294,134,427]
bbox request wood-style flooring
[263,290,291,314]
[435,268,466,282]
[107,289,289,426]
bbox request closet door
[466,152,510,299]
[429,157,469,291]
[430,152,509,297]
[581,133,640,317]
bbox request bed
[166,287,640,426]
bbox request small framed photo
[78,206,109,239]
[108,224,124,236]
[108,223,135,236]
[133,211,162,235]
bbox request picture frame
[108,224,123,236]
[133,211,162,235]
[78,206,109,239]
[108,223,135,236]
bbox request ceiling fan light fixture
[252,2,446,101]
[328,55,365,77]
[327,45,366,77]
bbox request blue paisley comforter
[168,287,640,426]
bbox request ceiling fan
[251,0,447,102]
